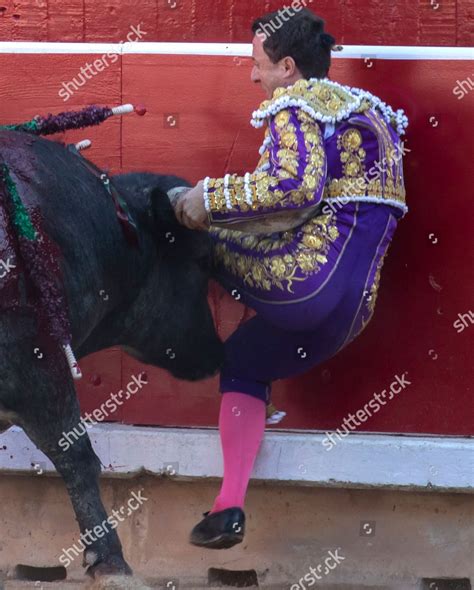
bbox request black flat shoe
[189,507,245,549]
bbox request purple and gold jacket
[205,78,408,304]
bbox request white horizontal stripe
[339,44,473,60]
[0,41,472,60]
[1,425,472,491]
[0,41,121,54]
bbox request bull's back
[0,131,140,343]
[0,130,124,261]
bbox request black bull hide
[0,130,224,577]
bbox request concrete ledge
[0,425,472,492]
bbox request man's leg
[212,305,353,508]
[210,391,266,513]
[190,309,349,549]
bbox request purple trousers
[213,203,401,402]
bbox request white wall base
[0,424,472,492]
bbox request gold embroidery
[259,79,361,122]
[367,252,386,314]
[300,114,326,195]
[257,80,403,134]
[348,251,387,345]
[337,128,366,178]
[277,148,299,176]
[211,213,339,293]
[274,110,290,128]
[365,110,406,205]
[256,150,270,171]
[324,176,406,203]
[281,130,298,150]
[208,107,326,218]
[324,113,406,207]
[249,79,407,213]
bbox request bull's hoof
[86,575,152,589]
[85,553,133,579]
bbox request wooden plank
[121,54,263,181]
[264,0,344,43]
[418,0,457,45]
[457,0,474,45]
[1,0,48,41]
[84,0,156,44]
[155,0,196,42]
[0,1,468,46]
[47,0,85,42]
[0,1,15,41]
[0,53,122,171]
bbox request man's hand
[173,180,209,231]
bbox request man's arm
[204,107,327,230]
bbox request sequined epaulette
[251,78,409,136]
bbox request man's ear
[282,55,297,77]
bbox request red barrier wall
[0,46,472,435]
[0,0,472,46]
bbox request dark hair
[251,9,335,79]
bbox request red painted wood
[47,0,85,42]
[121,54,261,182]
[75,349,124,423]
[0,53,122,172]
[0,51,472,434]
[0,1,472,46]
[457,0,474,45]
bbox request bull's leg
[10,366,132,578]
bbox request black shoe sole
[190,532,244,549]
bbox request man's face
[251,34,293,98]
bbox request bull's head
[111,173,224,382]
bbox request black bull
[0,130,224,577]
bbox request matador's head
[250,7,336,99]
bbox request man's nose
[251,67,260,83]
